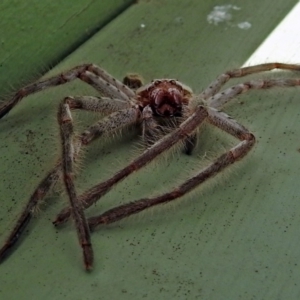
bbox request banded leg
[207,77,300,109]
[0,98,139,264]
[58,101,93,270]
[67,96,131,113]
[0,63,134,119]
[200,63,300,100]
[87,107,255,229]
[0,166,60,262]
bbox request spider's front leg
[56,96,140,270]
[86,107,255,228]
[0,63,135,119]
[53,106,209,225]
[0,96,139,264]
[58,99,93,271]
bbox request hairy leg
[58,100,94,270]
[87,107,255,229]
[0,98,139,263]
[53,106,209,225]
[207,77,300,109]
[199,63,300,101]
[0,166,61,261]
[0,64,134,119]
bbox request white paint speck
[207,5,239,25]
[237,21,251,30]
[207,4,252,30]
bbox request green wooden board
[0,0,133,92]
[1,0,300,299]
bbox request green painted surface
[0,0,133,93]
[1,0,300,299]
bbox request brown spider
[0,62,299,271]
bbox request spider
[0,62,299,271]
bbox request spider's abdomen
[136,79,193,117]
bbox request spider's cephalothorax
[1,62,299,271]
[136,79,193,117]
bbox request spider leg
[0,97,139,265]
[67,95,131,113]
[79,70,133,100]
[200,62,300,100]
[207,77,300,109]
[86,64,135,98]
[59,100,140,270]
[58,100,94,270]
[0,166,60,262]
[53,106,209,226]
[0,64,134,119]
[86,107,255,229]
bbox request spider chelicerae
[0,62,299,271]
